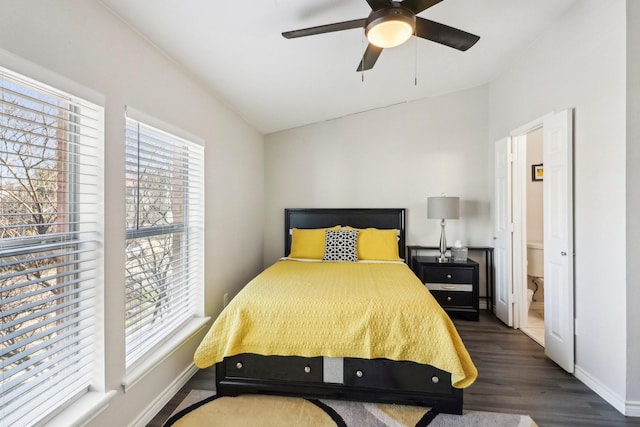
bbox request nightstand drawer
[430,290,474,307]
[425,283,473,292]
[412,256,479,321]
[421,268,473,284]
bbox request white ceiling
[99,0,576,134]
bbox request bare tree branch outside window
[1,86,69,368]
[124,120,191,365]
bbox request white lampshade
[427,196,460,220]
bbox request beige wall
[264,85,492,266]
[526,128,544,244]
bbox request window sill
[46,390,117,427]
[121,316,211,393]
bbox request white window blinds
[0,67,103,426]
[124,116,204,368]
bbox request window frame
[0,63,105,426]
[123,108,205,373]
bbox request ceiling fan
[282,0,480,71]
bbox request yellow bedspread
[194,259,477,388]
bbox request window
[124,115,204,368]
[0,68,103,425]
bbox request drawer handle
[447,296,452,302]
[442,285,456,290]
[304,365,311,374]
[356,370,364,378]
[236,362,243,369]
[431,375,440,384]
[446,274,452,279]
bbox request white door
[493,137,513,326]
[543,110,574,373]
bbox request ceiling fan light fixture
[365,8,415,49]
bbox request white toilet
[527,242,544,310]
[527,241,544,277]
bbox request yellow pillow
[289,225,341,259]
[346,227,401,261]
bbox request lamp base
[437,219,449,263]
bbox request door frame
[495,110,575,373]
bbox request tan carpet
[164,390,538,427]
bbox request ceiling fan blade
[366,0,394,11]
[357,44,384,71]
[282,18,366,39]
[400,0,443,14]
[415,17,480,51]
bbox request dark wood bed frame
[215,208,463,414]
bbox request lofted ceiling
[99,0,576,134]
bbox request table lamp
[427,196,460,263]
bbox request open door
[543,110,574,373]
[493,137,513,326]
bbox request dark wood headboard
[284,208,406,260]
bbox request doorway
[493,109,575,373]
[516,128,545,346]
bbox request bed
[194,208,476,414]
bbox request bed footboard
[215,354,463,415]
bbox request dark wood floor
[148,312,640,426]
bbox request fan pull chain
[361,30,365,83]
[414,29,418,86]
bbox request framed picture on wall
[532,163,543,181]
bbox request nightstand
[412,256,479,321]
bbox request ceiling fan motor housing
[365,6,416,48]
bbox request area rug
[163,390,538,427]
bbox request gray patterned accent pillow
[323,229,359,262]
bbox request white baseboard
[625,400,640,417]
[129,363,199,427]
[574,364,628,416]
